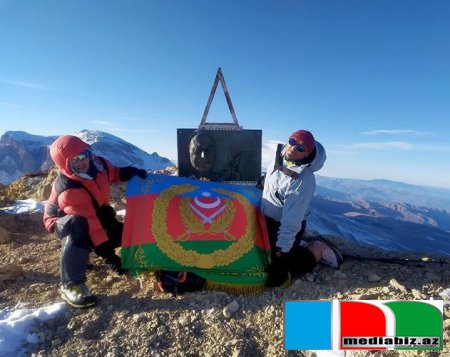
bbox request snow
[3,131,55,143]
[0,303,66,356]
[0,200,125,218]
[439,288,450,307]
[0,129,173,185]
[0,195,448,355]
[75,129,172,170]
[307,208,450,257]
[0,199,44,214]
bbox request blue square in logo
[284,301,332,350]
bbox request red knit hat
[289,130,316,151]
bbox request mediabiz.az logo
[284,300,443,350]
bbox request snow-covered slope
[308,195,450,257]
[0,130,173,184]
[75,130,172,170]
[0,131,56,184]
[312,176,450,256]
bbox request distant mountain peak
[316,175,450,211]
[0,130,173,184]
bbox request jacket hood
[50,135,90,178]
[282,141,326,173]
[308,141,326,172]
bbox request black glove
[105,254,127,275]
[266,251,291,287]
[119,166,147,182]
[94,241,127,275]
[96,205,116,229]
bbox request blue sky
[1,1,449,188]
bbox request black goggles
[288,138,306,152]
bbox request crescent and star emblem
[190,191,226,225]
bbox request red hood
[50,135,90,179]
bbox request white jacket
[261,141,326,252]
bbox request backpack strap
[272,143,299,179]
[45,174,100,218]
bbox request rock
[389,278,407,293]
[0,225,11,244]
[132,314,141,322]
[333,271,347,279]
[424,272,441,282]
[367,273,381,282]
[26,333,41,344]
[304,272,315,282]
[223,300,240,318]
[52,338,63,347]
[359,293,381,300]
[231,347,242,357]
[0,264,23,282]
[411,289,424,299]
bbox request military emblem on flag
[177,191,236,242]
[121,174,271,293]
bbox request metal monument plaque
[177,68,262,183]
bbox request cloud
[93,120,114,126]
[352,141,414,150]
[360,129,432,136]
[109,127,156,133]
[261,138,282,169]
[0,79,48,90]
[0,102,20,108]
[350,141,450,152]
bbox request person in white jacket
[261,129,343,287]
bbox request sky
[0,1,449,188]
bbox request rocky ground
[0,172,449,356]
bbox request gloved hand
[119,166,147,182]
[105,254,127,275]
[266,251,291,287]
[94,241,127,275]
[96,205,117,229]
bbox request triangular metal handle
[199,68,242,130]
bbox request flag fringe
[204,280,266,295]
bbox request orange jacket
[43,135,121,247]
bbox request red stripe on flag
[122,195,157,247]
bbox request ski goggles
[288,138,306,152]
[71,150,90,162]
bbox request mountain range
[0,130,172,184]
[1,129,449,257]
[316,175,450,211]
[312,176,450,257]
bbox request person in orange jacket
[43,135,147,308]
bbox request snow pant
[264,216,316,276]
[54,214,123,287]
